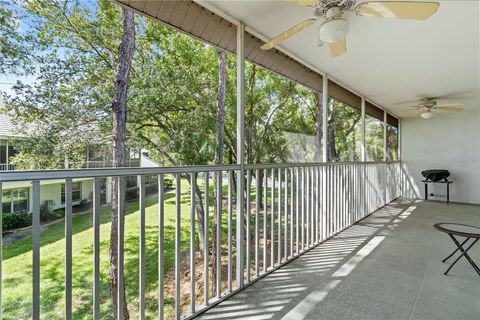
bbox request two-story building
[1,113,158,214]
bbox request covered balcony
[0,1,478,320]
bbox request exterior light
[319,18,349,43]
[421,111,434,119]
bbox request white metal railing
[0,161,402,320]
[0,163,15,171]
[81,159,141,168]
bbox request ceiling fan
[260,0,440,57]
[406,98,463,119]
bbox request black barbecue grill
[421,169,450,182]
[421,169,452,203]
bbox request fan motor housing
[314,0,356,18]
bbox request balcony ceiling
[202,0,479,117]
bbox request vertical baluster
[263,169,267,272]
[216,171,222,297]
[312,167,316,245]
[0,182,2,320]
[310,167,316,246]
[321,167,324,239]
[246,170,251,282]
[32,180,40,320]
[301,167,305,251]
[65,178,72,320]
[117,177,125,320]
[312,167,315,245]
[316,167,319,244]
[290,168,294,258]
[139,176,146,320]
[341,166,344,229]
[336,166,339,231]
[190,173,196,312]
[329,166,333,236]
[175,174,181,320]
[270,168,275,268]
[284,168,288,260]
[306,167,310,247]
[255,169,260,278]
[203,172,209,305]
[277,168,281,264]
[158,174,165,320]
[93,178,100,320]
[228,171,233,292]
[296,168,299,255]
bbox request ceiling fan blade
[434,106,462,112]
[434,103,463,107]
[286,0,320,7]
[355,1,440,20]
[261,19,316,50]
[329,38,347,57]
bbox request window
[2,188,29,213]
[61,182,82,204]
[329,98,362,162]
[0,145,6,163]
[365,114,384,161]
[387,125,399,161]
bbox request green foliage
[3,211,31,230]
[0,0,34,75]
[2,203,62,230]
[125,186,138,201]
[164,177,174,189]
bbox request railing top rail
[0,161,401,182]
[245,161,400,170]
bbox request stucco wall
[400,108,480,204]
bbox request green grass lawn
[2,178,268,319]
[3,179,268,320]
[3,178,202,319]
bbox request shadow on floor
[200,199,417,320]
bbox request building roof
[0,113,32,138]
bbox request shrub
[145,183,158,195]
[39,202,64,222]
[3,211,32,230]
[125,186,139,201]
[164,177,174,189]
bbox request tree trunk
[327,99,338,162]
[315,92,323,162]
[110,8,135,320]
[211,49,226,296]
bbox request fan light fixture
[421,111,434,119]
[319,18,349,43]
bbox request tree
[110,7,135,320]
[0,0,33,75]
[211,49,226,295]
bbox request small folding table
[434,223,480,276]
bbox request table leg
[444,234,480,276]
[447,183,450,204]
[442,237,470,263]
[424,183,428,202]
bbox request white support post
[383,111,388,162]
[398,119,402,161]
[5,141,8,166]
[383,111,388,205]
[361,97,366,162]
[361,97,366,217]
[236,21,245,289]
[322,74,328,163]
[321,75,328,247]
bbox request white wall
[401,108,480,204]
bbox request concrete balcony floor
[200,199,480,320]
